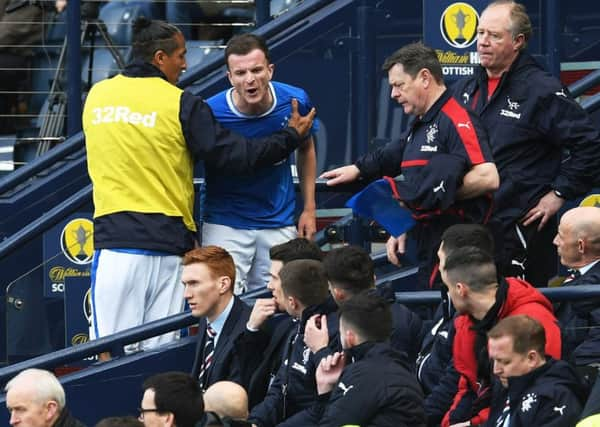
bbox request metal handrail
[0,185,91,262]
[581,92,600,113]
[394,285,600,306]
[568,68,600,98]
[0,178,363,264]
[1,283,599,384]
[0,311,196,384]
[0,132,84,195]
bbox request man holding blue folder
[321,42,499,289]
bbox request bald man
[203,381,248,423]
[5,368,85,427]
[554,207,600,372]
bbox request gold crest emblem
[60,218,94,265]
[580,194,600,208]
[440,2,479,49]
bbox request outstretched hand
[287,98,316,138]
[319,165,361,186]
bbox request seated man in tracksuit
[311,291,426,426]
[486,315,585,427]
[313,245,423,366]
[418,223,496,425]
[247,259,338,427]
[234,238,323,409]
[440,247,561,427]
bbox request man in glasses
[139,372,204,427]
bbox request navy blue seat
[98,0,164,47]
[81,47,130,88]
[185,40,222,70]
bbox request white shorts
[202,223,297,293]
[89,249,185,352]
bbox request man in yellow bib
[82,17,315,354]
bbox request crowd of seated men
[10,210,600,426]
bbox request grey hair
[485,0,532,49]
[5,368,66,410]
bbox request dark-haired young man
[248,259,338,427]
[235,238,323,408]
[203,33,319,293]
[312,245,422,364]
[321,42,498,290]
[440,247,561,427]
[312,292,426,427]
[420,223,496,424]
[486,315,584,427]
[139,371,204,427]
[83,19,315,351]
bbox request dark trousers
[494,216,558,287]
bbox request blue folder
[346,179,416,237]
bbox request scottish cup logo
[60,218,94,265]
[440,2,479,49]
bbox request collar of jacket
[418,89,453,124]
[123,60,169,81]
[505,357,556,400]
[345,341,410,367]
[346,340,377,362]
[299,294,338,326]
[474,51,539,90]
[53,406,84,427]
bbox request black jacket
[191,297,251,388]
[556,261,600,366]
[417,301,461,427]
[311,342,426,427]
[377,285,424,365]
[417,302,455,393]
[354,91,493,226]
[453,52,600,225]
[579,372,600,423]
[235,314,295,409]
[92,61,302,254]
[248,297,339,427]
[486,358,585,427]
[353,90,494,289]
[54,407,86,427]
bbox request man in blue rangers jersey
[453,1,600,287]
[83,19,315,355]
[203,33,318,293]
[321,42,499,290]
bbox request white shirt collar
[579,259,600,276]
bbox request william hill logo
[60,218,94,265]
[440,2,479,49]
[71,334,89,345]
[49,267,90,282]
